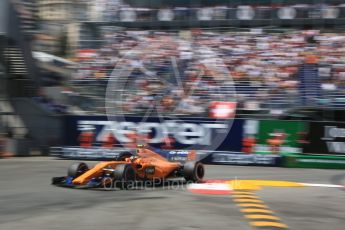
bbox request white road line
[302,183,344,188]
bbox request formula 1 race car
[52,145,205,189]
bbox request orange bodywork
[72,148,182,185]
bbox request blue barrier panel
[64,115,244,152]
[201,152,281,166]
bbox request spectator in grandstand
[71,29,345,115]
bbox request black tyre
[67,162,89,178]
[113,164,136,189]
[183,161,205,183]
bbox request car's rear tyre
[67,162,89,178]
[113,164,136,189]
[183,161,204,183]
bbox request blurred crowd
[74,30,236,115]
[73,29,345,115]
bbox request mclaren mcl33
[52,145,205,189]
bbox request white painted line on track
[302,183,344,188]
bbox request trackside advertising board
[64,116,244,152]
[243,120,307,155]
[304,122,345,156]
[202,152,281,166]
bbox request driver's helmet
[136,144,146,154]
[137,144,146,149]
[129,155,138,162]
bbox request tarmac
[0,157,344,230]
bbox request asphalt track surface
[0,157,344,230]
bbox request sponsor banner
[143,148,204,162]
[243,120,307,155]
[64,115,244,152]
[203,152,281,166]
[304,122,345,156]
[165,150,192,162]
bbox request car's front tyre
[67,162,89,178]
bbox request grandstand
[66,28,345,117]
[29,0,345,118]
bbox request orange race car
[52,145,205,189]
